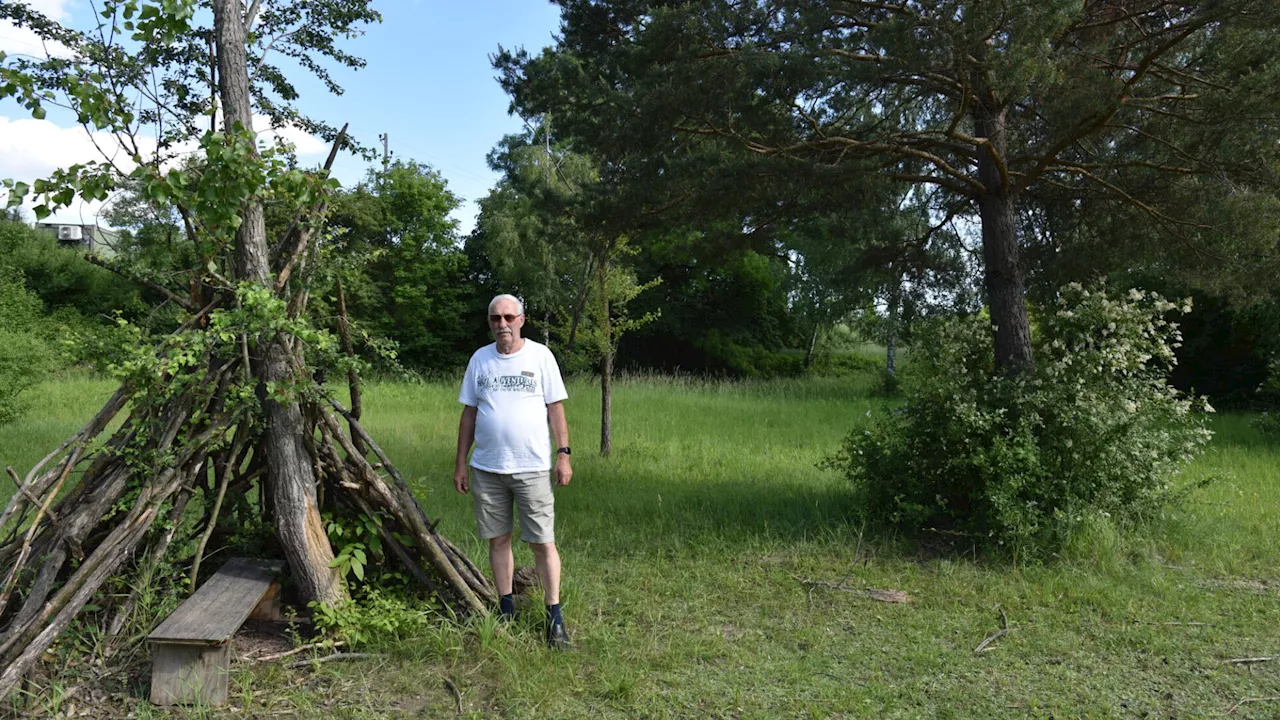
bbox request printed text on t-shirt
[477,374,539,393]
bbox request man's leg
[472,468,516,618]
[530,541,568,647]
[528,541,560,604]
[489,532,515,595]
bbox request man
[454,294,573,648]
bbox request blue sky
[0,0,564,235]
[305,0,564,233]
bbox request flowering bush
[828,284,1214,552]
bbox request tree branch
[275,123,348,291]
[83,254,197,310]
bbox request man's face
[488,299,525,344]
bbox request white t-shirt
[459,340,569,474]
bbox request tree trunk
[973,102,1034,372]
[565,254,594,355]
[885,275,900,379]
[598,255,613,457]
[803,323,819,370]
[213,0,345,606]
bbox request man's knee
[489,533,513,550]
[528,541,557,557]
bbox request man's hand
[554,455,573,487]
[453,466,470,494]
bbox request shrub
[828,284,1214,552]
[0,219,144,320]
[808,351,884,379]
[0,266,58,424]
[1252,355,1280,436]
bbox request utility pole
[378,132,390,172]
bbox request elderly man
[454,294,573,648]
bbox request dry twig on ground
[974,605,1010,653]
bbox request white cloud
[0,0,75,59]
[0,115,146,224]
[256,117,329,156]
[0,112,329,225]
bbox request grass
[2,373,1279,717]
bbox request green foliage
[807,351,884,379]
[1252,355,1280,437]
[0,219,144,321]
[326,161,478,373]
[829,285,1215,552]
[0,265,58,424]
[310,589,436,648]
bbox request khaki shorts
[470,468,555,544]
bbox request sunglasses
[489,313,522,324]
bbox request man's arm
[547,401,572,487]
[453,405,477,493]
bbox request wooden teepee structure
[0,0,492,700]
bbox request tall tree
[497,0,1280,373]
[475,123,658,454]
[327,160,476,372]
[211,0,343,606]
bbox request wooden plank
[149,557,282,644]
[149,641,230,706]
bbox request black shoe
[546,618,570,649]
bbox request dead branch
[316,405,492,610]
[442,675,463,715]
[1221,657,1275,665]
[286,651,383,668]
[83,253,196,310]
[4,466,56,526]
[251,640,344,662]
[1225,695,1280,715]
[275,123,348,291]
[334,276,366,455]
[974,605,1009,653]
[0,446,84,618]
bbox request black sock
[546,603,562,624]
[500,593,515,617]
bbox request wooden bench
[147,557,283,706]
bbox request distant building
[34,222,120,257]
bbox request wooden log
[0,500,160,700]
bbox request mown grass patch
[2,375,1278,718]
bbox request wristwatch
[556,446,571,456]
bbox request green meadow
[2,373,1278,718]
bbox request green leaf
[31,105,46,120]
[33,205,50,220]
[352,560,364,581]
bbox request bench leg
[149,641,231,706]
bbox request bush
[0,266,58,423]
[0,219,144,321]
[828,284,1214,552]
[808,351,884,379]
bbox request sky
[0,0,565,235]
